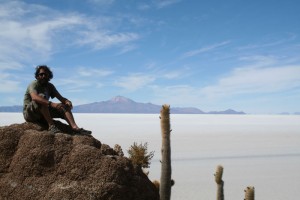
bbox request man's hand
[64,100,73,109]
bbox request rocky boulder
[0,122,159,200]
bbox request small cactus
[214,165,224,200]
[215,165,223,184]
[244,186,255,200]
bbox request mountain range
[0,96,246,114]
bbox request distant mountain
[73,96,162,113]
[278,112,300,115]
[73,96,242,114]
[207,109,246,115]
[0,96,245,114]
[172,107,205,114]
[0,105,22,112]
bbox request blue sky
[0,0,300,114]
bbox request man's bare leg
[39,104,55,127]
[64,109,92,134]
[64,111,80,130]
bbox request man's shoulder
[28,80,38,87]
[47,82,56,89]
[47,82,55,87]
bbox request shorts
[23,101,65,123]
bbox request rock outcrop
[0,122,159,200]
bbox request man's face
[37,68,49,85]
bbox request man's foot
[48,124,61,134]
[72,128,92,135]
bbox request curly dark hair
[34,65,53,80]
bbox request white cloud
[0,2,84,65]
[200,65,300,98]
[0,1,140,68]
[114,74,155,91]
[147,63,300,111]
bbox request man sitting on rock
[23,65,92,135]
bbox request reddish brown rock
[0,122,159,200]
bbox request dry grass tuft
[127,142,154,169]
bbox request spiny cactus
[214,165,224,200]
[160,104,172,200]
[244,186,255,200]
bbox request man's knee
[59,104,71,113]
[23,101,43,122]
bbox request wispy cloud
[77,67,114,77]
[76,31,139,50]
[155,0,182,9]
[0,1,139,68]
[0,4,84,63]
[0,60,23,71]
[0,1,141,100]
[150,84,199,106]
[55,79,92,93]
[0,73,20,93]
[137,0,181,10]
[238,55,278,68]
[181,41,230,59]
[88,0,115,5]
[237,33,297,50]
[147,57,300,110]
[160,66,192,80]
[137,3,151,11]
[117,44,138,55]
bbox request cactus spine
[244,186,255,200]
[160,104,172,200]
[215,165,224,200]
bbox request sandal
[48,124,61,134]
[73,128,92,135]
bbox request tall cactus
[160,104,172,200]
[244,186,255,200]
[214,165,224,200]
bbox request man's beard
[38,78,49,86]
